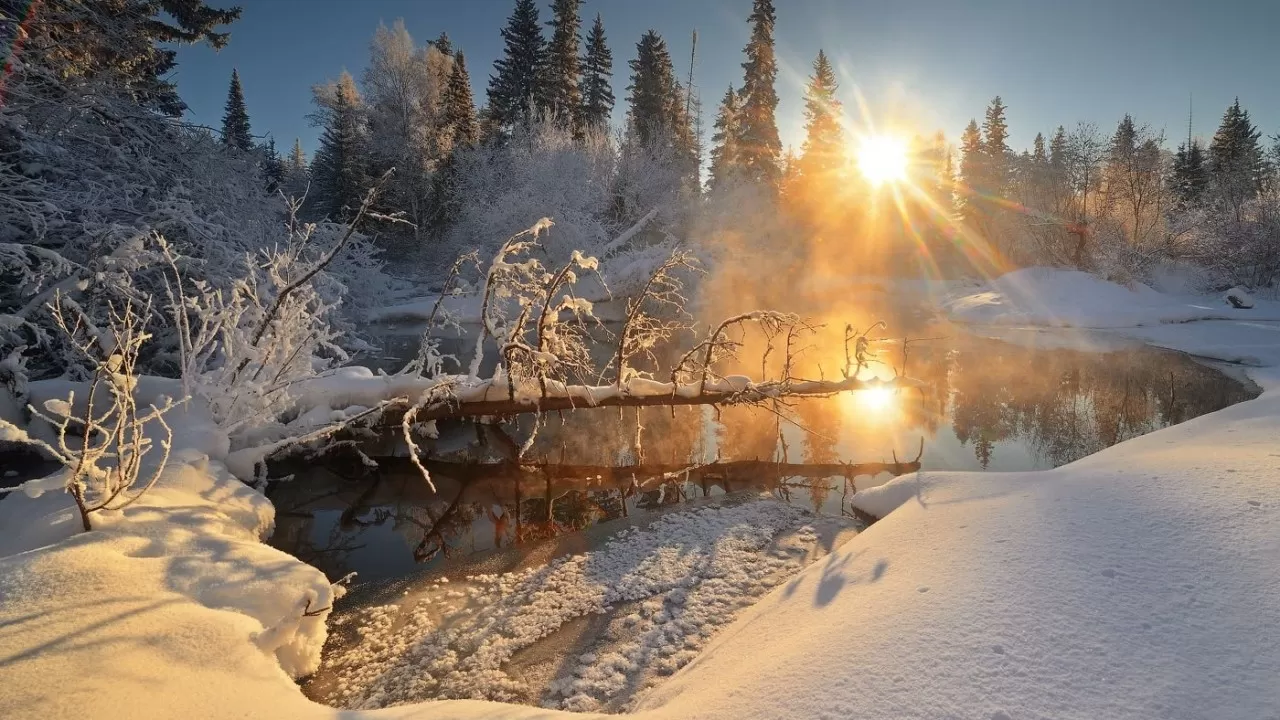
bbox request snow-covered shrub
[1192,192,1280,289]
[445,119,616,268]
[0,297,179,531]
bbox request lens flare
[857,134,909,186]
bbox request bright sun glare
[854,386,895,414]
[857,135,909,186]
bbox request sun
[857,134,909,186]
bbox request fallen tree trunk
[376,375,919,426]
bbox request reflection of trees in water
[948,345,1252,468]
[271,338,1253,581]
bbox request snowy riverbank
[3,270,1280,719]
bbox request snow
[948,267,1280,327]
[319,501,835,712]
[5,273,1280,720]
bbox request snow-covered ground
[317,501,845,713]
[3,268,1280,719]
[947,267,1280,327]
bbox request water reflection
[270,332,1255,583]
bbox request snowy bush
[0,297,179,531]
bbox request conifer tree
[543,0,584,128]
[311,72,368,221]
[19,0,241,116]
[443,51,480,149]
[1171,140,1208,206]
[958,119,985,221]
[626,31,696,189]
[431,32,454,56]
[626,31,677,148]
[260,136,283,194]
[1208,98,1265,217]
[220,68,253,151]
[928,131,955,214]
[708,85,742,193]
[1032,132,1047,164]
[1050,125,1068,167]
[487,0,546,128]
[797,49,844,181]
[580,14,615,130]
[737,0,782,192]
[981,96,1009,191]
[282,138,310,199]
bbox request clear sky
[175,0,1280,157]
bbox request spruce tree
[798,49,844,181]
[543,0,584,128]
[19,0,241,116]
[1032,132,1047,164]
[311,74,368,221]
[1208,98,1265,216]
[580,14,615,130]
[487,0,547,128]
[1049,125,1068,167]
[958,119,985,221]
[737,0,782,192]
[261,136,283,194]
[220,68,253,151]
[981,96,1009,191]
[708,85,742,193]
[443,51,480,149]
[1171,140,1209,207]
[431,32,453,56]
[282,138,310,200]
[626,31,677,148]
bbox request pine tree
[981,96,1009,191]
[580,14,615,130]
[1208,98,1265,217]
[220,68,253,151]
[797,49,844,181]
[431,32,453,56]
[737,0,782,192]
[1171,140,1209,207]
[1032,132,1047,164]
[487,0,547,128]
[311,72,368,221]
[708,85,742,193]
[260,136,283,194]
[626,31,677,148]
[543,0,584,128]
[443,51,480,149]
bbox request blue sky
[175,0,1280,157]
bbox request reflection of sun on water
[849,386,896,416]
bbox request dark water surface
[269,327,1258,585]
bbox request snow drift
[948,267,1280,327]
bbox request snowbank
[948,267,1280,327]
[0,383,344,719]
